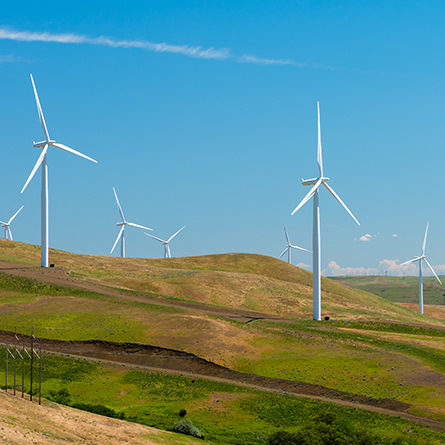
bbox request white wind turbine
[401,223,442,314]
[0,206,24,240]
[279,223,310,264]
[21,74,97,267]
[291,102,360,321]
[145,226,186,258]
[110,187,153,257]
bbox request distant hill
[330,275,445,306]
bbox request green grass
[331,275,445,305]
[0,350,442,445]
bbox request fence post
[30,327,34,402]
[5,343,8,392]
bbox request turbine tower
[279,223,310,264]
[291,102,360,321]
[0,206,24,240]
[145,226,186,258]
[21,74,97,267]
[401,223,442,314]
[110,187,153,257]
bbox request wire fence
[3,327,42,405]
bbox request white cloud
[392,234,398,237]
[322,258,445,277]
[324,261,378,276]
[359,233,372,242]
[296,262,311,270]
[0,27,326,67]
[0,54,20,62]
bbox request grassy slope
[0,239,441,324]
[0,351,443,445]
[0,239,444,426]
[331,275,445,305]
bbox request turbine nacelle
[34,140,55,148]
[301,176,330,186]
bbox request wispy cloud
[0,54,22,63]
[359,234,372,242]
[237,54,299,66]
[0,28,231,60]
[0,27,312,67]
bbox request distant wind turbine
[291,102,360,321]
[0,206,24,240]
[110,187,153,257]
[146,226,185,258]
[401,223,442,314]
[279,223,310,264]
[21,74,97,267]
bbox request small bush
[179,408,187,418]
[174,419,204,439]
[71,403,125,420]
[47,388,71,405]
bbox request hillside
[0,239,444,442]
[0,389,204,444]
[0,238,441,325]
[331,275,445,306]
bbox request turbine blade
[423,258,442,285]
[322,182,360,226]
[8,206,24,225]
[0,221,6,225]
[290,244,311,253]
[51,142,97,163]
[422,222,429,256]
[113,188,126,223]
[30,74,50,141]
[279,247,289,258]
[8,227,13,241]
[167,226,186,243]
[317,101,323,177]
[145,233,165,243]
[21,144,48,193]
[291,178,322,215]
[400,257,418,266]
[283,223,290,244]
[127,222,153,231]
[110,226,124,254]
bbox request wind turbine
[279,223,310,264]
[401,223,442,314]
[145,226,186,258]
[291,102,360,320]
[0,206,24,240]
[21,74,97,267]
[110,187,153,257]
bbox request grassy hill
[330,275,445,306]
[0,239,444,443]
[0,239,441,324]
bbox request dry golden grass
[0,238,442,326]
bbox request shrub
[71,403,125,420]
[47,388,71,405]
[174,419,204,439]
[179,408,187,418]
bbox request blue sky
[1,1,444,276]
